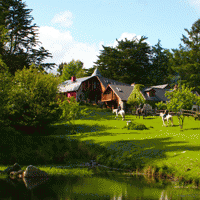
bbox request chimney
[71,76,76,82]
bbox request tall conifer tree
[0,0,54,75]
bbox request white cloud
[39,26,73,53]
[118,32,140,41]
[115,32,141,46]
[188,0,200,10]
[51,11,73,27]
[108,32,149,47]
[38,26,102,73]
[38,24,147,75]
[58,42,101,69]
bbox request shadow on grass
[184,127,200,131]
[80,110,114,121]
[40,123,111,136]
[84,136,200,170]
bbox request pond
[0,167,200,200]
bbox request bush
[126,122,148,130]
[5,66,62,133]
[155,101,167,110]
[0,65,12,126]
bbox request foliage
[169,19,200,94]
[61,59,84,81]
[0,64,13,126]
[126,122,148,130]
[155,101,167,110]
[150,40,172,86]
[94,37,152,85]
[58,96,79,122]
[83,66,96,77]
[57,62,65,76]
[157,84,198,129]
[57,97,92,134]
[127,84,145,107]
[6,66,62,133]
[0,0,54,75]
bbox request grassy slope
[67,106,200,183]
[1,105,200,184]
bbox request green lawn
[1,105,200,185]
[64,106,200,184]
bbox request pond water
[0,168,200,200]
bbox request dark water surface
[0,169,200,200]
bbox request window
[116,87,122,92]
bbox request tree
[149,40,172,86]
[127,84,146,108]
[0,62,12,127]
[61,59,84,81]
[82,66,96,77]
[0,0,54,75]
[57,62,66,76]
[6,66,62,133]
[94,36,152,85]
[156,84,197,129]
[170,19,200,94]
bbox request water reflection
[0,169,200,199]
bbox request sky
[23,0,200,74]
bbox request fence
[127,108,200,120]
[156,109,200,120]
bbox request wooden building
[58,68,179,110]
[58,68,129,105]
[101,84,134,109]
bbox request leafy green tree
[58,96,79,122]
[155,101,167,110]
[0,0,54,75]
[7,66,62,133]
[61,59,84,81]
[127,84,145,107]
[149,40,172,86]
[156,84,197,129]
[0,0,9,55]
[0,62,12,126]
[94,36,151,85]
[83,66,96,77]
[57,62,66,76]
[170,19,200,93]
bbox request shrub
[155,101,167,110]
[6,66,62,133]
[126,122,148,130]
[0,65,12,126]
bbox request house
[61,68,200,111]
[142,84,171,103]
[58,68,129,104]
[101,84,134,110]
[102,83,172,110]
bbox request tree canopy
[61,59,84,81]
[127,84,145,107]
[0,0,54,75]
[169,19,200,93]
[94,37,173,86]
[150,40,172,86]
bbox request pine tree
[0,0,54,75]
